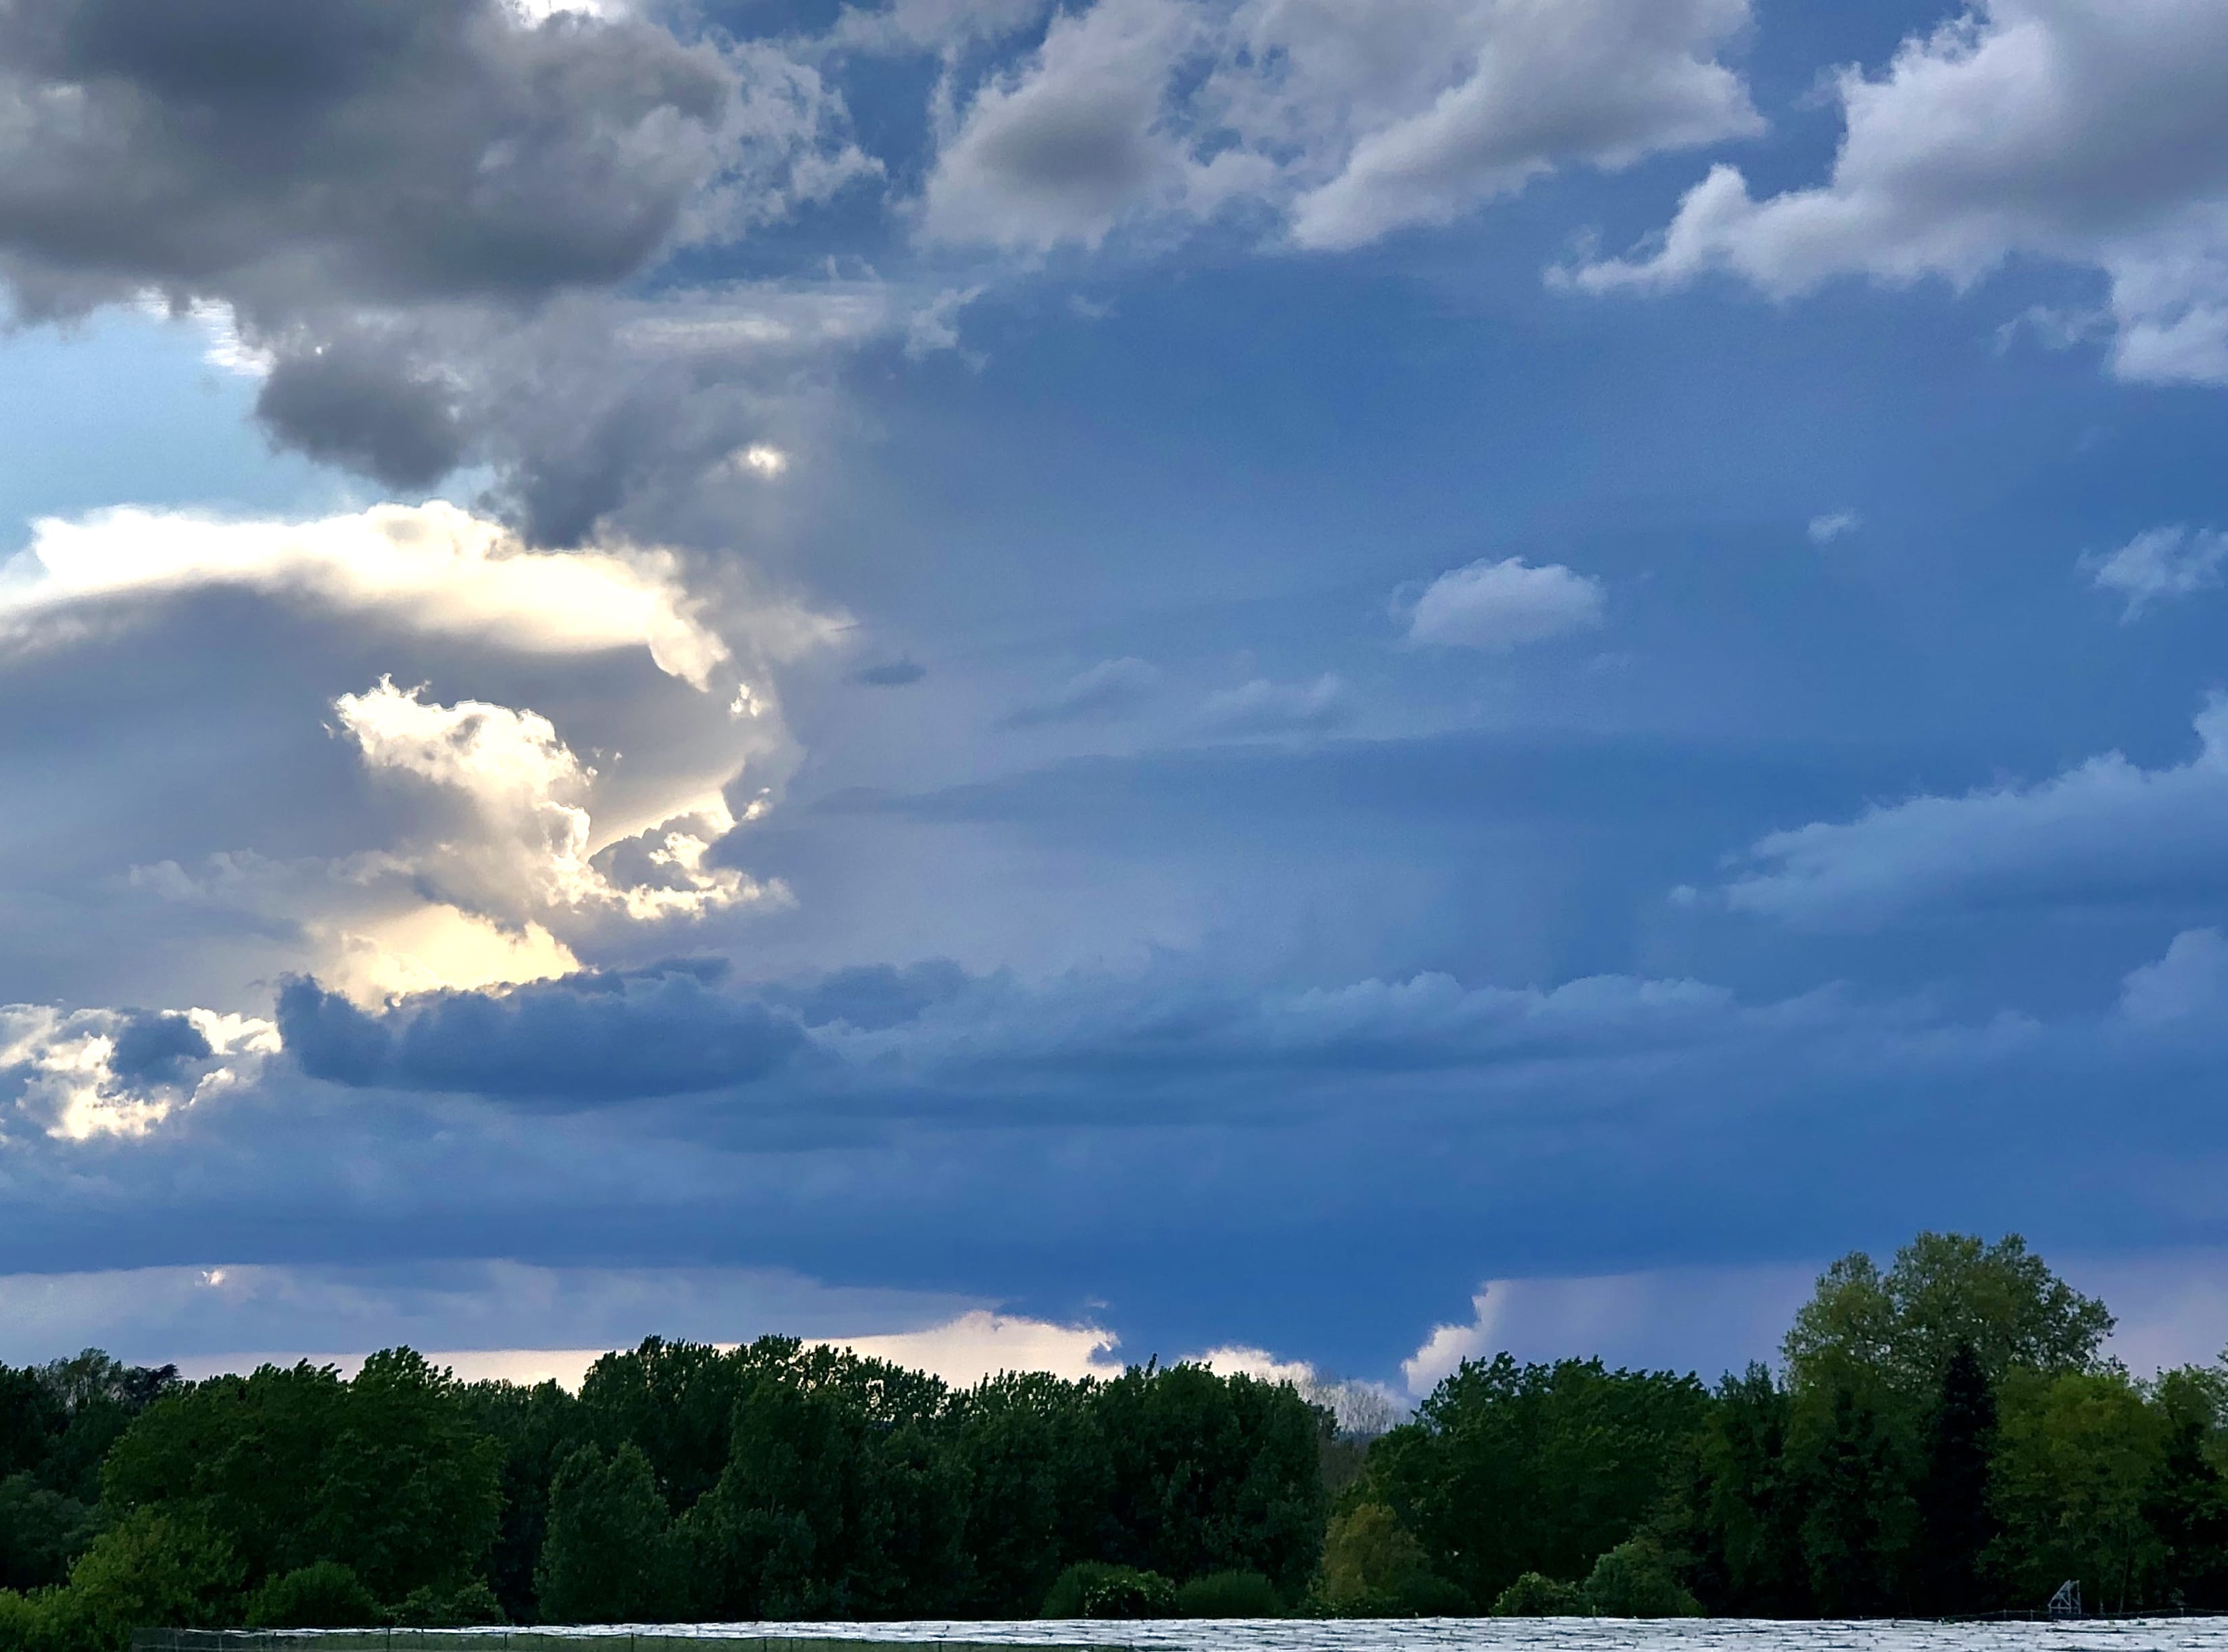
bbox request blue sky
[4,0,2228,1400]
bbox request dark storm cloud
[764,961,967,1029]
[0,0,881,513]
[276,967,810,1104]
[106,1012,214,1082]
[253,326,471,489]
[854,659,929,687]
[0,0,736,314]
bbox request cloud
[322,679,784,982]
[0,1259,985,1369]
[2084,525,2228,618]
[1004,656,1159,725]
[2121,928,2228,1027]
[854,659,930,687]
[1194,1344,1405,1433]
[921,0,1214,251]
[1568,0,2228,385]
[836,1311,1123,1384]
[1807,511,1860,546]
[1,501,735,688]
[1399,556,1605,650]
[1399,1263,1829,1395]
[1718,696,2228,928]
[762,961,971,1031]
[830,0,1053,55]
[178,1315,1126,1392]
[0,1,886,521]
[1197,673,1348,735]
[0,500,831,1010]
[1401,1287,1501,1396]
[0,0,871,319]
[920,0,1758,253]
[733,444,790,479]
[1261,0,1760,252]
[1,1005,276,1142]
[276,967,806,1104]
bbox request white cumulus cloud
[1198,673,1348,735]
[1,1006,277,1143]
[333,677,775,932]
[1401,556,1605,650]
[1808,511,1861,546]
[920,0,1759,253]
[1568,0,2228,386]
[0,501,736,688]
[1716,696,2228,929]
[2122,929,2228,1027]
[2084,526,2228,619]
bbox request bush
[1491,1572,1587,1616]
[245,1561,380,1628]
[1309,1501,1471,1617]
[1041,1561,1177,1618]
[390,1577,506,1626]
[1581,1538,1700,1618]
[1176,1570,1285,1617]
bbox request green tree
[946,1370,1105,1615]
[576,1338,750,1515]
[1678,1364,1806,1615]
[1909,1342,1997,1614]
[101,1349,500,1603]
[681,1344,964,1620]
[535,1442,682,1624]
[0,1474,96,1591]
[1315,1502,1427,1613]
[1797,1384,1897,1615]
[1987,1368,2167,1612]
[2144,1365,2228,1609]
[1361,1354,1709,1606]
[458,1376,585,1622]
[1085,1362,1328,1601]
[1785,1235,2112,1398]
[41,1507,243,1651]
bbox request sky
[5,0,2228,1404]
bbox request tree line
[3,1232,2226,1647]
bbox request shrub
[246,1561,380,1628]
[1309,1502,1471,1616]
[1042,1561,1176,1618]
[391,1577,506,1626]
[1491,1572,1587,1616]
[1391,1573,1472,1616]
[1581,1538,1700,1618]
[1176,1570,1285,1617]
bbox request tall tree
[1361,1353,1710,1606]
[1785,1234,2113,1399]
[1909,1340,1997,1615]
[1669,1363,1807,1615]
[535,1442,681,1624]
[101,1349,500,1604]
[1799,1384,1897,1616]
[1986,1368,2167,1613]
[459,1376,585,1623]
